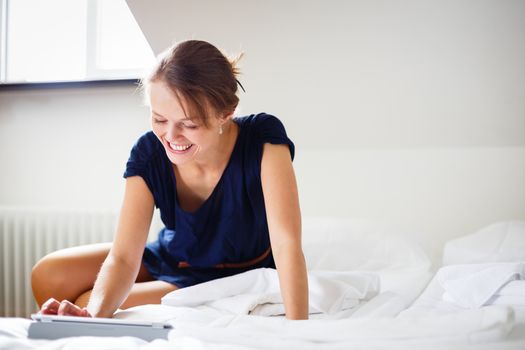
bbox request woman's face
[148,80,222,166]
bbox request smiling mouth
[167,142,194,153]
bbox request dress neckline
[169,120,242,216]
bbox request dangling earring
[218,124,223,135]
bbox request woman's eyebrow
[152,111,166,118]
[152,111,191,121]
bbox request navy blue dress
[123,113,295,288]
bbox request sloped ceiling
[126,0,266,55]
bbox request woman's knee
[31,242,112,307]
[31,254,69,306]
[119,280,178,309]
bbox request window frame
[0,0,7,82]
[0,0,151,87]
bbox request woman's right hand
[40,298,92,317]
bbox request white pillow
[443,221,525,265]
[302,217,430,271]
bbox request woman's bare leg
[74,280,178,309]
[31,242,175,309]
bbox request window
[0,0,155,84]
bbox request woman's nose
[166,124,182,140]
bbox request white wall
[0,85,149,211]
[127,0,525,149]
[1,0,524,262]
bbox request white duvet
[0,265,522,350]
[2,219,525,349]
[161,268,380,316]
[0,302,518,350]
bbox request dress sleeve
[254,113,295,161]
[123,132,159,201]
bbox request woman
[31,40,308,320]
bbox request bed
[1,218,524,349]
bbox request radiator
[0,207,118,318]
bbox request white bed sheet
[160,268,381,316]
[399,265,525,320]
[0,303,522,350]
[1,264,523,350]
[2,219,524,349]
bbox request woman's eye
[183,124,198,129]
[154,119,167,124]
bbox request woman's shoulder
[235,112,283,127]
[234,112,295,159]
[127,131,163,165]
[132,130,161,150]
[234,113,289,137]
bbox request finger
[57,300,83,316]
[80,307,92,318]
[41,298,60,315]
[42,297,59,308]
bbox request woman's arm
[86,176,154,317]
[261,143,309,320]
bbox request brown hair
[141,40,243,127]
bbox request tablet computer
[29,313,173,341]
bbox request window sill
[0,79,140,91]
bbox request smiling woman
[31,39,309,320]
[144,40,242,167]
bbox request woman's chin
[165,145,197,165]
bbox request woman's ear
[224,110,235,120]
[219,110,235,123]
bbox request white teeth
[169,143,192,151]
